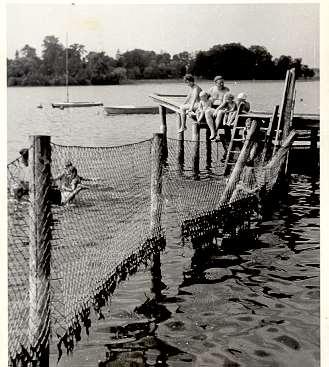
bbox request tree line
[7,35,315,87]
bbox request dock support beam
[192,122,200,178]
[177,113,184,171]
[150,133,164,301]
[205,129,212,170]
[159,106,168,160]
[310,127,319,172]
[29,135,51,367]
[220,120,259,204]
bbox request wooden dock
[149,92,319,173]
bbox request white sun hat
[237,92,247,100]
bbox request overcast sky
[6,3,319,67]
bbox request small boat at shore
[104,105,175,115]
[52,102,103,109]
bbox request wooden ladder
[223,68,296,176]
[223,107,279,176]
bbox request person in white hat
[236,92,251,114]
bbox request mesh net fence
[7,132,292,365]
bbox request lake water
[7,80,319,162]
[7,81,320,366]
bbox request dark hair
[70,167,78,176]
[19,148,29,160]
[184,74,194,83]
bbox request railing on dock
[8,69,309,366]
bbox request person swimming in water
[53,160,88,205]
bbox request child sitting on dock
[214,92,237,128]
[236,92,250,114]
[242,118,252,141]
[190,91,217,140]
[178,74,202,133]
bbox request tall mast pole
[65,32,69,103]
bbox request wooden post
[282,69,296,140]
[265,130,298,184]
[206,128,212,170]
[159,106,168,160]
[29,135,51,367]
[262,105,279,165]
[220,120,259,204]
[150,133,164,236]
[177,113,184,170]
[192,122,200,178]
[310,127,319,171]
[150,133,164,300]
[273,70,291,156]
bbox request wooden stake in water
[220,120,259,204]
[150,133,165,300]
[192,122,200,178]
[159,106,168,160]
[177,113,185,170]
[150,133,164,237]
[29,135,52,367]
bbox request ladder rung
[226,162,235,165]
[233,138,244,141]
[230,150,240,154]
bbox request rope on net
[7,139,166,365]
[7,130,295,365]
[163,130,293,239]
[8,153,33,364]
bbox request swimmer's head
[184,74,195,86]
[237,92,247,101]
[245,118,252,129]
[70,167,78,177]
[224,92,234,102]
[199,90,209,101]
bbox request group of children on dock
[178,74,250,144]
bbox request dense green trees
[7,36,315,87]
[190,43,315,80]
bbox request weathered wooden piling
[150,133,165,300]
[192,122,200,177]
[29,135,52,367]
[159,106,168,160]
[177,113,185,170]
[262,105,279,165]
[206,129,212,170]
[220,120,259,204]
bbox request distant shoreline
[7,77,319,88]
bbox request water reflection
[53,173,319,367]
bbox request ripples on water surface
[7,80,319,161]
[7,81,319,366]
[50,174,319,367]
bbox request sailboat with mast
[52,33,103,109]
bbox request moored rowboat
[104,105,175,115]
[52,102,103,108]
